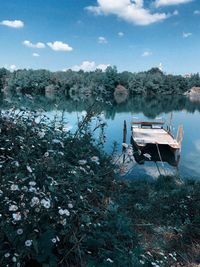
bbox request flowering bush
[1,109,199,267]
[0,110,139,267]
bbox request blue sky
[0,0,200,74]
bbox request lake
[1,93,200,180]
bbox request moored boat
[131,121,183,166]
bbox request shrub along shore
[0,109,199,267]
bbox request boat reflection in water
[130,121,183,167]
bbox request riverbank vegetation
[0,109,199,267]
[1,67,200,98]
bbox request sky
[0,0,200,74]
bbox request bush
[0,109,140,267]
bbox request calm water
[1,94,200,179]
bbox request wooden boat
[131,121,183,166]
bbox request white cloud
[7,64,17,72]
[194,10,200,15]
[47,41,73,52]
[142,51,153,57]
[98,36,108,44]
[158,63,163,71]
[0,20,24,28]
[96,63,110,71]
[118,32,124,37]
[67,61,110,72]
[183,32,192,38]
[23,40,45,49]
[86,0,169,26]
[33,53,40,57]
[155,0,192,7]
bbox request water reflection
[1,93,200,179]
[1,93,200,119]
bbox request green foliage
[1,67,200,98]
[115,176,200,265]
[0,110,141,267]
[0,68,10,90]
[0,109,199,266]
[7,69,52,94]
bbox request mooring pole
[122,120,127,149]
[122,120,127,163]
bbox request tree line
[0,66,200,98]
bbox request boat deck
[132,127,180,149]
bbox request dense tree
[1,67,199,98]
[0,68,9,90]
[7,69,52,94]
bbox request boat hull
[131,137,180,167]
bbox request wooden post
[122,120,127,150]
[122,120,127,163]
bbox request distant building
[183,73,192,78]
[185,86,200,103]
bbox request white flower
[41,199,51,209]
[0,190,3,196]
[44,152,49,157]
[30,197,40,207]
[69,170,76,174]
[4,253,10,258]
[25,240,33,247]
[12,212,21,221]
[52,139,61,144]
[29,187,37,193]
[79,166,87,173]
[17,228,23,235]
[68,203,73,209]
[58,208,70,216]
[106,258,114,263]
[21,186,28,192]
[78,160,87,165]
[12,256,17,262]
[60,218,67,226]
[58,209,64,215]
[62,124,72,132]
[51,235,60,243]
[9,205,18,211]
[38,131,45,138]
[91,156,99,163]
[27,166,32,173]
[15,161,20,167]
[11,184,19,191]
[29,181,36,186]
